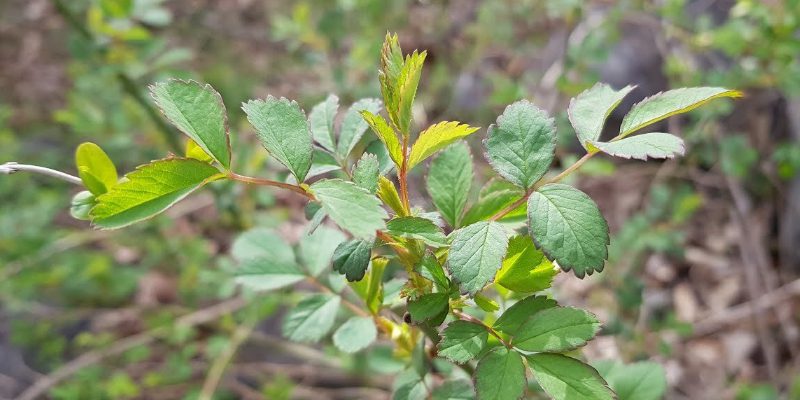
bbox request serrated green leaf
[568,83,635,148]
[446,221,508,295]
[619,87,742,137]
[432,380,474,400]
[242,96,313,182]
[408,121,479,169]
[333,316,377,353]
[513,307,600,352]
[91,158,221,229]
[299,225,347,277]
[377,176,407,217]
[407,292,449,323]
[387,216,448,247]
[185,139,214,163]
[309,94,339,153]
[475,347,526,400]
[527,184,609,277]
[493,295,557,336]
[485,100,556,189]
[310,179,388,239]
[70,191,95,221]
[437,321,488,364]
[75,142,118,195]
[590,132,685,160]
[150,80,230,168]
[426,142,473,228]
[362,110,403,168]
[461,180,526,226]
[495,236,556,293]
[353,153,380,194]
[527,353,614,400]
[419,252,449,292]
[332,239,373,282]
[337,98,383,160]
[282,294,341,343]
[593,360,666,400]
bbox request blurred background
[1,0,799,399]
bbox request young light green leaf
[437,321,488,364]
[493,295,557,336]
[593,360,666,400]
[75,142,118,195]
[361,110,403,167]
[337,98,382,160]
[91,158,221,229]
[377,176,407,217]
[70,191,95,221]
[528,183,609,277]
[185,138,214,163]
[495,235,556,293]
[242,96,313,182]
[513,307,601,352]
[309,94,339,153]
[231,228,304,291]
[332,239,373,282]
[386,216,448,248]
[528,353,614,400]
[426,142,473,228]
[475,347,526,400]
[353,153,380,194]
[619,87,742,137]
[408,121,479,169]
[310,179,388,239]
[396,50,427,135]
[333,316,377,353]
[150,80,230,168]
[282,294,341,343]
[299,225,347,277]
[590,132,685,160]
[407,292,449,323]
[432,380,474,400]
[568,83,635,148]
[461,180,526,226]
[379,33,404,129]
[485,100,556,189]
[446,221,508,295]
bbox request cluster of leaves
[50,33,740,399]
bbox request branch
[227,172,314,199]
[1,162,83,186]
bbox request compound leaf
[75,142,118,195]
[308,94,339,153]
[437,320,488,364]
[242,96,313,182]
[91,158,221,229]
[311,179,388,239]
[527,184,609,277]
[513,307,601,352]
[426,142,473,228]
[474,347,526,400]
[446,221,508,295]
[408,121,479,169]
[333,316,377,353]
[332,239,373,282]
[485,100,556,189]
[568,83,635,148]
[528,353,614,400]
[619,87,742,136]
[590,132,685,160]
[150,80,230,168]
[495,235,556,293]
[282,293,341,343]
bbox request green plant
[2,33,740,400]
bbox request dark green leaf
[513,307,600,352]
[419,252,449,292]
[474,347,526,400]
[426,142,473,228]
[332,239,373,282]
[437,321,488,364]
[493,295,557,336]
[527,183,609,277]
[527,353,613,400]
[407,292,449,323]
[485,100,556,189]
[446,221,508,295]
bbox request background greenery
[1,0,799,398]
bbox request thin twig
[1,162,83,185]
[227,172,314,199]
